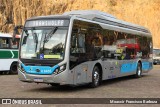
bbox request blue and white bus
[14,10,153,87]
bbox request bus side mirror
[13,25,23,42]
[22,36,27,44]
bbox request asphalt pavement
[0,65,160,106]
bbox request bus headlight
[18,61,25,73]
[54,64,66,75]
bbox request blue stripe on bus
[121,62,152,73]
[120,63,137,73]
[21,63,59,75]
[142,62,152,71]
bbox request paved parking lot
[0,65,160,99]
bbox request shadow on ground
[24,74,150,93]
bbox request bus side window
[11,38,19,49]
[102,30,116,59]
[77,34,85,53]
[0,38,10,49]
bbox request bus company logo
[36,69,40,72]
[2,99,11,104]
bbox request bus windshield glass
[20,27,67,60]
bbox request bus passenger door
[70,33,87,84]
[73,63,88,84]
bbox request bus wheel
[90,66,100,88]
[10,62,18,74]
[135,63,142,78]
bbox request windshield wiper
[43,27,58,43]
[31,27,38,44]
[22,29,38,44]
[33,33,38,43]
[33,33,38,52]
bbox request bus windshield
[20,27,67,60]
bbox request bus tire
[90,66,100,88]
[10,62,18,74]
[135,63,142,78]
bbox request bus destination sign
[25,20,69,27]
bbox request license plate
[34,78,43,82]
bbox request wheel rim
[138,65,141,76]
[94,71,99,86]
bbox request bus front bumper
[18,69,72,85]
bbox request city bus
[14,10,153,87]
[0,33,20,74]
